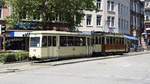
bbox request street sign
[0,25,6,35]
[9,31,31,37]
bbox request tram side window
[117,38,119,44]
[118,38,121,44]
[47,36,56,46]
[99,37,101,44]
[95,37,98,44]
[120,38,122,44]
[68,36,74,46]
[60,36,67,46]
[48,36,52,46]
[80,37,86,46]
[87,38,91,46]
[92,38,94,45]
[110,37,113,44]
[30,37,40,47]
[120,38,123,44]
[106,37,109,44]
[114,37,119,44]
[53,36,56,46]
[113,37,115,44]
[75,37,80,46]
[102,37,105,44]
[122,38,124,44]
[42,36,48,47]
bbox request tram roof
[93,32,124,37]
[30,30,89,36]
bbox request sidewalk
[0,50,150,74]
[0,62,47,74]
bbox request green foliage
[0,52,29,63]
[6,0,96,31]
[0,0,5,7]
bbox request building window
[111,2,114,11]
[119,18,120,28]
[107,1,114,11]
[86,14,92,26]
[121,19,123,29]
[107,16,111,27]
[107,16,115,27]
[107,1,110,11]
[0,8,1,18]
[111,17,114,27]
[127,21,128,29]
[146,16,149,21]
[121,4,123,15]
[97,0,101,10]
[97,15,101,26]
[118,3,120,14]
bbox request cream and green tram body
[29,31,93,59]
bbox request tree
[6,0,96,31]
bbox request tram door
[41,36,49,58]
[47,36,56,58]
[87,37,92,56]
[101,36,105,52]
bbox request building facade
[130,0,144,38]
[0,3,11,25]
[144,0,150,47]
[0,0,145,50]
[77,0,130,34]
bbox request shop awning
[142,32,150,35]
[80,31,93,35]
[146,28,150,30]
[124,35,138,40]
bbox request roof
[30,30,87,36]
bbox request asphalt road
[0,52,150,84]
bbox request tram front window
[30,37,40,47]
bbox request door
[47,36,57,58]
[87,37,92,56]
[41,36,49,58]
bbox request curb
[50,51,150,66]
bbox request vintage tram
[29,31,128,59]
[29,31,93,59]
[93,32,128,55]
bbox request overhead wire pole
[2,25,6,51]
